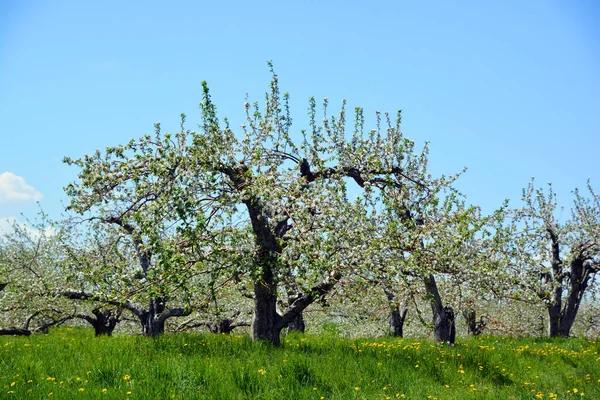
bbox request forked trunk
[83,308,120,336]
[546,256,592,337]
[383,288,408,337]
[139,298,166,337]
[462,308,484,336]
[389,307,408,337]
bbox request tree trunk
[462,308,484,336]
[86,309,120,336]
[139,298,166,337]
[140,314,166,337]
[287,312,306,334]
[546,228,566,337]
[547,256,592,337]
[251,272,283,344]
[389,306,408,337]
[383,287,408,337]
[424,274,456,344]
[546,302,562,337]
[213,319,233,334]
[251,266,336,344]
[285,291,306,334]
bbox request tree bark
[424,274,456,344]
[547,256,594,337]
[251,269,283,343]
[543,229,597,338]
[462,308,485,335]
[383,287,408,337]
[285,290,307,334]
[136,297,191,337]
[546,229,564,337]
[78,308,121,336]
[287,312,306,334]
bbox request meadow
[0,328,598,399]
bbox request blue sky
[1,0,598,231]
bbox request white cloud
[0,172,43,202]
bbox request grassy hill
[1,328,598,399]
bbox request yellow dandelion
[10,382,15,387]
[78,388,85,392]
[102,388,107,393]
[355,387,360,391]
[123,374,131,381]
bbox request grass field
[0,328,598,399]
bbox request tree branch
[59,291,144,317]
[156,307,192,324]
[277,275,337,330]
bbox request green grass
[1,328,598,399]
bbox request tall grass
[1,328,598,399]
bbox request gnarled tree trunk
[135,297,191,337]
[547,256,594,337]
[424,274,455,344]
[78,308,121,336]
[544,230,596,338]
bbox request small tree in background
[505,179,599,337]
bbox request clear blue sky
[1,0,598,230]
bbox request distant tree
[0,218,75,335]
[505,179,599,337]
[368,134,506,344]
